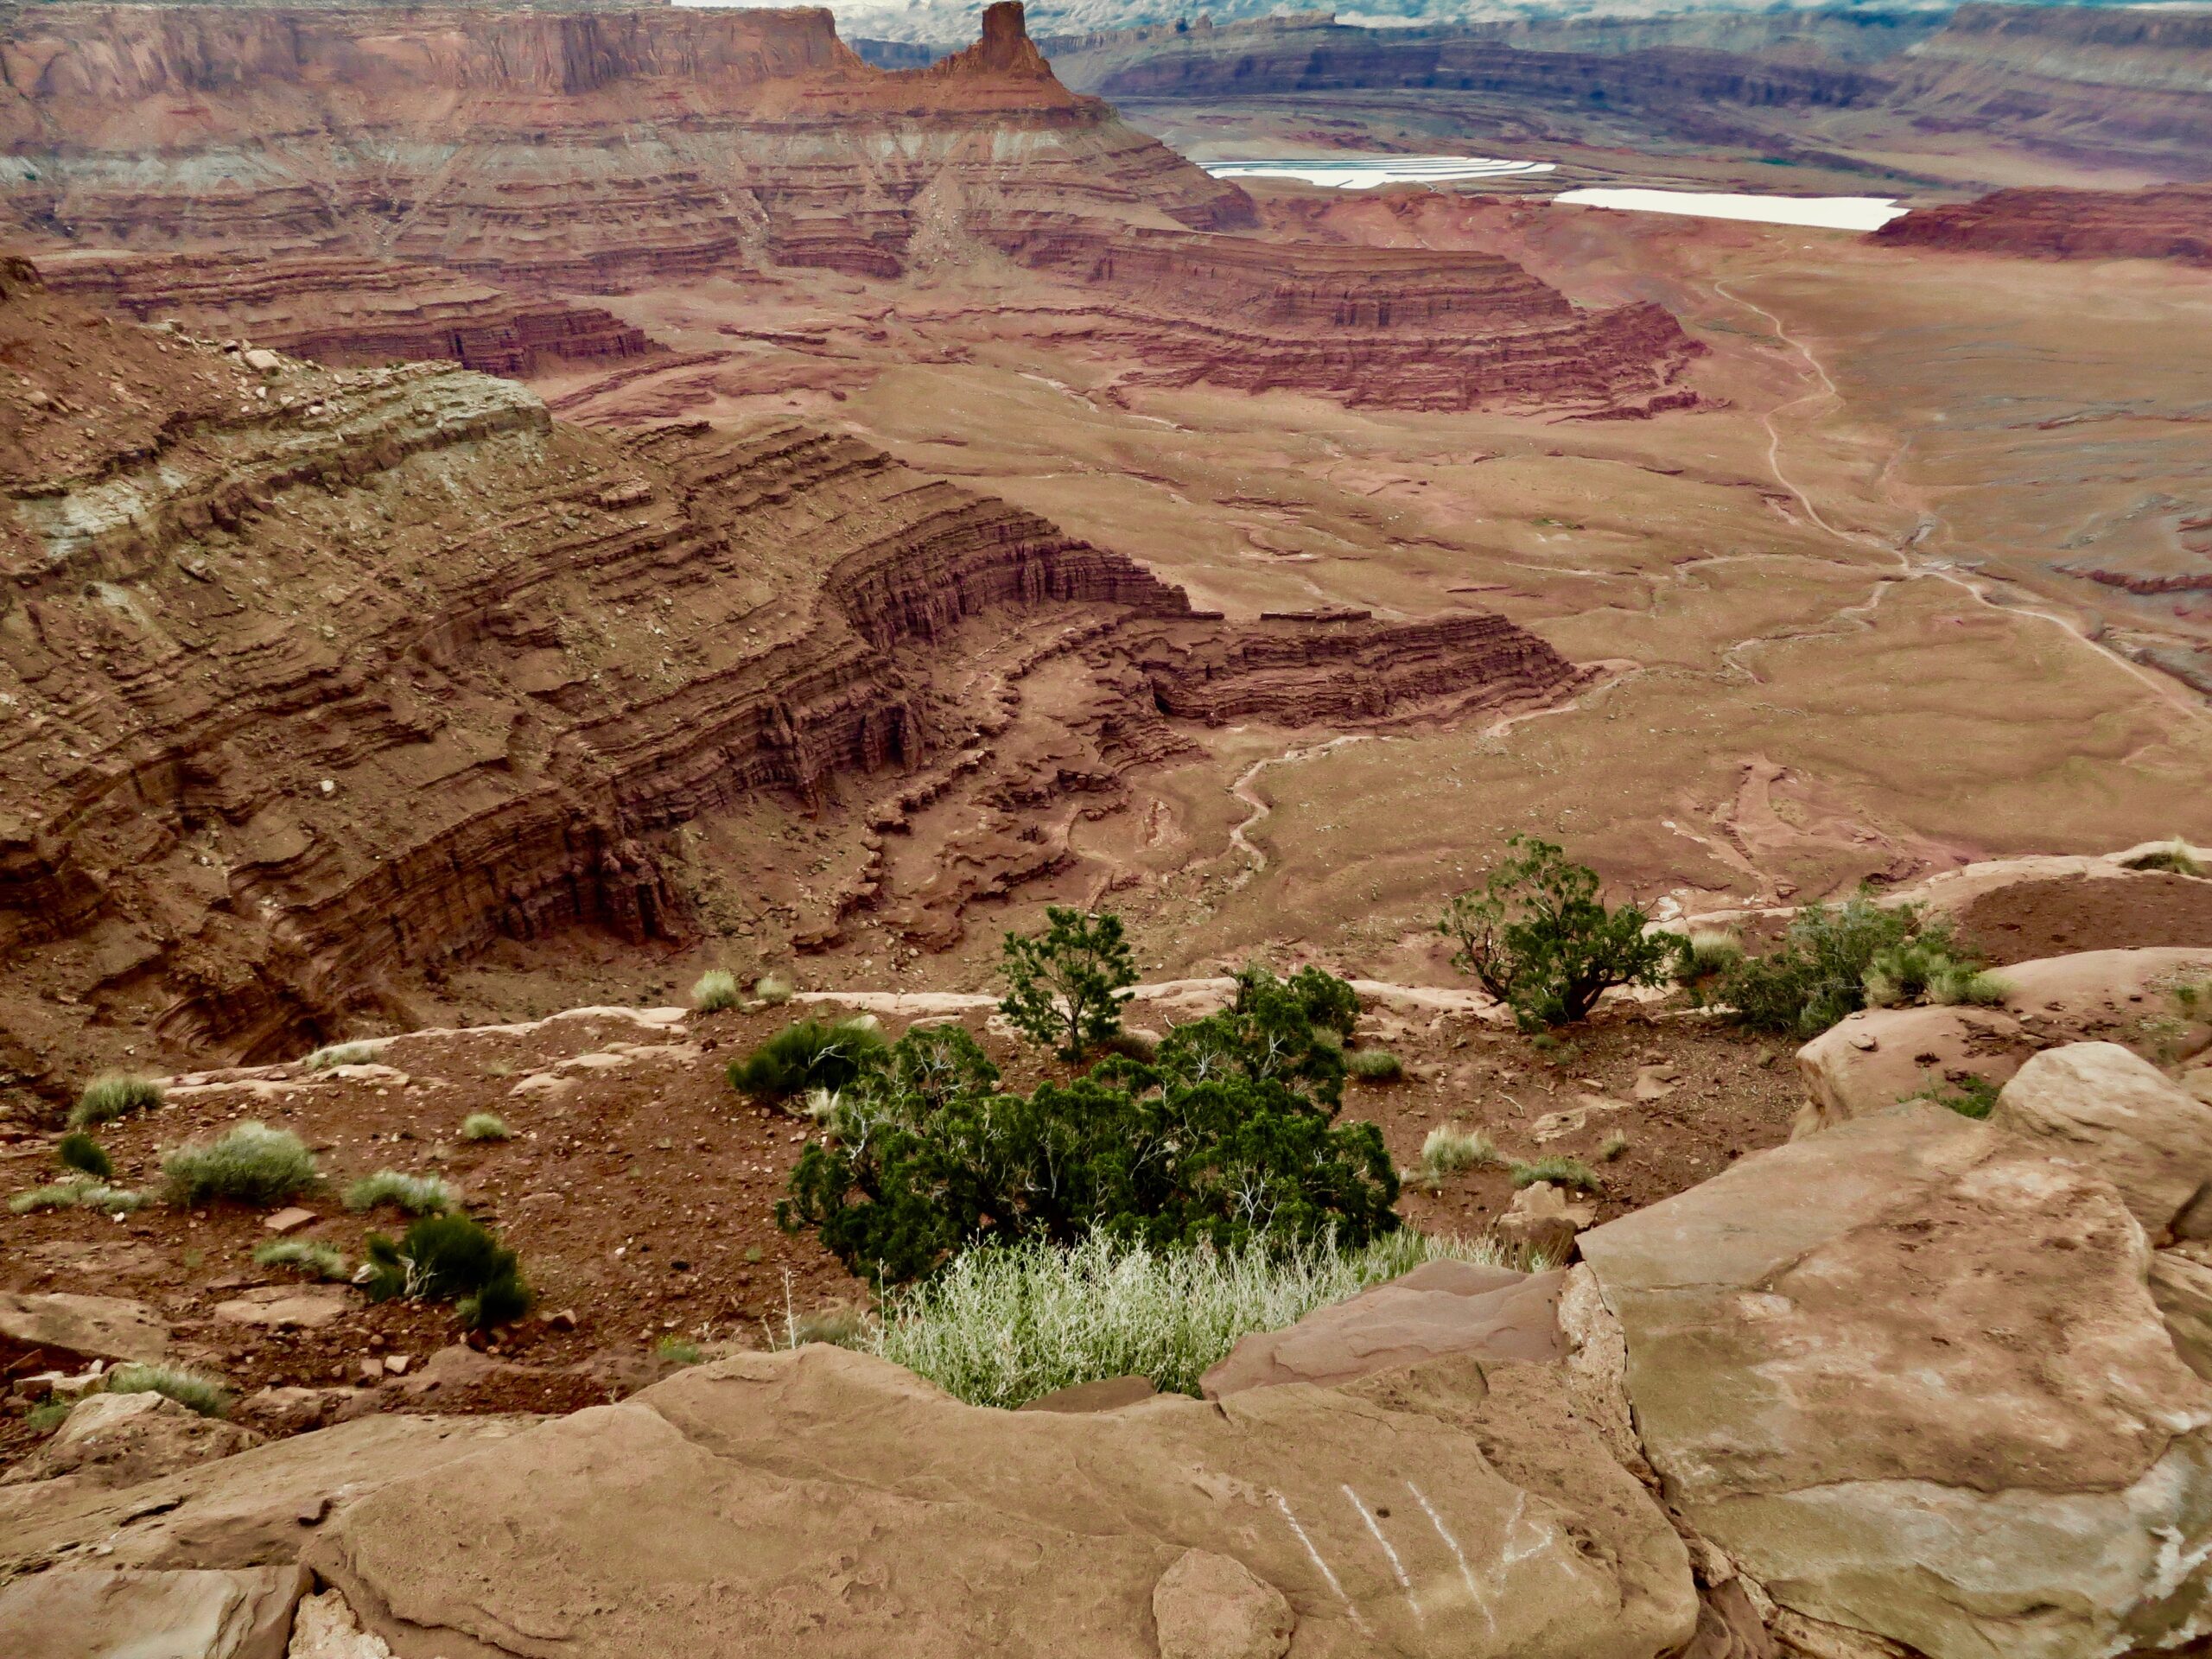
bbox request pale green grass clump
[754,970,794,1007]
[1345,1048,1403,1083]
[1682,929,1745,978]
[253,1238,349,1281]
[103,1363,229,1418]
[70,1074,163,1128]
[459,1112,511,1143]
[10,1179,146,1215]
[1417,1124,1497,1182]
[691,969,740,1013]
[842,1230,1503,1408]
[162,1122,318,1207]
[1510,1154,1602,1193]
[344,1170,457,1216]
[302,1040,385,1071]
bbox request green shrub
[56,1132,112,1179]
[1599,1129,1630,1161]
[302,1040,384,1071]
[253,1238,349,1281]
[24,1398,72,1435]
[161,1122,318,1208]
[781,1002,1398,1288]
[70,1074,163,1128]
[363,1214,531,1331]
[2124,842,2204,877]
[1717,892,1983,1038]
[343,1170,457,1216]
[655,1337,705,1367]
[728,1017,891,1099]
[1345,1048,1402,1083]
[1417,1124,1497,1181]
[836,1230,1504,1408]
[1907,1074,2001,1121]
[459,1112,511,1143]
[998,906,1139,1060]
[103,1363,228,1418]
[1510,1155,1602,1193]
[755,970,794,1006]
[1437,837,1679,1029]
[690,969,740,1013]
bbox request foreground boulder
[307,1343,1699,1658]
[0,1565,307,1659]
[1795,946,2212,1134]
[1202,1260,1565,1398]
[1,1389,263,1492]
[0,1291,169,1368]
[1580,1102,2212,1659]
[1991,1041,2212,1242]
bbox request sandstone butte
[0,255,1591,1101]
[0,1,1705,416]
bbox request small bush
[24,1398,72,1435]
[254,1237,349,1281]
[655,1337,705,1367]
[1345,1048,1402,1083]
[103,1363,228,1419]
[302,1040,384,1071]
[363,1213,531,1332]
[1510,1155,1602,1192]
[459,1112,511,1143]
[1678,929,1745,982]
[1096,1028,1160,1064]
[1599,1129,1630,1161]
[999,906,1140,1061]
[161,1122,318,1208]
[2124,842,2205,877]
[837,1229,1505,1408]
[10,1180,145,1216]
[1438,837,1679,1029]
[690,969,740,1013]
[1719,892,1970,1038]
[344,1170,457,1216]
[71,1074,163,1129]
[728,1017,890,1099]
[1418,1125,1497,1181]
[1908,1074,2001,1121]
[56,1132,112,1179]
[755,971,794,1006]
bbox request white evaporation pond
[1198,156,1558,190]
[1552,188,1908,232]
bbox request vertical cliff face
[0,2,1255,290]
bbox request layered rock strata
[1876,183,2212,266]
[31,251,656,376]
[0,2,1254,291]
[989,217,1706,414]
[0,261,1583,1094]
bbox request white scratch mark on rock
[1344,1482,1422,1623]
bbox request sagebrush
[71,1074,163,1128]
[162,1122,317,1207]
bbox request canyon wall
[988,216,1706,415]
[1876,183,2212,267]
[32,251,654,375]
[0,261,1584,1096]
[0,2,1254,291]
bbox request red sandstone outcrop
[0,3,1254,293]
[0,263,1583,1092]
[988,217,1706,414]
[1876,183,2212,266]
[31,251,655,375]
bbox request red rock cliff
[1875,184,2212,267]
[0,3,1255,289]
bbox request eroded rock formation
[32,251,656,377]
[988,217,1706,414]
[0,2,1254,293]
[0,259,1585,1094]
[1877,183,2212,266]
